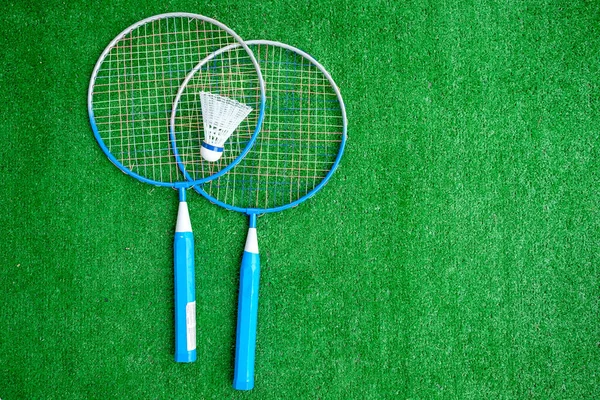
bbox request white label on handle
[186,301,196,351]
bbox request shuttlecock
[199,92,253,162]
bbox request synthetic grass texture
[1,0,599,398]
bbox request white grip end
[175,202,193,233]
[244,228,259,254]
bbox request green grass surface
[1,0,599,398]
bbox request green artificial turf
[1,0,599,398]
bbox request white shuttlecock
[199,92,253,162]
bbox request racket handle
[173,199,196,362]
[233,219,260,390]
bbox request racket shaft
[233,226,260,390]
[174,201,196,362]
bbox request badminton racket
[174,40,347,388]
[87,13,265,363]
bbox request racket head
[191,40,347,213]
[87,13,265,188]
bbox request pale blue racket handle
[233,219,260,390]
[174,198,196,363]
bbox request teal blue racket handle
[233,221,260,390]
[174,199,196,362]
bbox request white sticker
[186,301,196,351]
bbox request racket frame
[87,13,266,363]
[175,40,346,388]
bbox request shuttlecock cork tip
[201,142,223,162]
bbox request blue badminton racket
[174,40,347,388]
[87,13,265,363]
